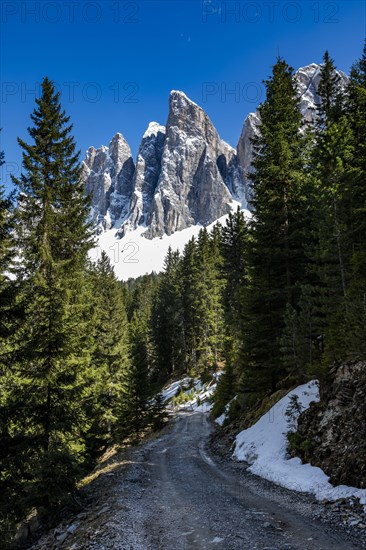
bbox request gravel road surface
[74,411,362,550]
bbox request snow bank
[160,375,220,412]
[215,412,227,426]
[233,381,366,509]
[215,396,237,426]
[161,378,192,403]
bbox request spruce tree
[193,228,225,371]
[0,142,20,545]
[180,237,200,371]
[308,51,353,363]
[0,139,15,340]
[210,209,250,414]
[8,77,95,516]
[243,58,309,394]
[152,247,185,381]
[88,252,130,450]
[119,310,151,437]
[317,51,343,125]
[221,209,249,330]
[119,274,157,438]
[0,147,12,286]
[340,41,366,358]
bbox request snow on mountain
[83,63,349,279]
[144,90,244,237]
[125,122,166,234]
[91,210,249,281]
[83,90,246,241]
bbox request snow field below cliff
[233,381,366,511]
[91,209,249,281]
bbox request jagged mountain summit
[142,90,243,238]
[83,63,348,241]
[83,91,245,239]
[83,133,135,230]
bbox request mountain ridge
[82,63,348,242]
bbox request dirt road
[34,411,364,549]
[80,411,362,549]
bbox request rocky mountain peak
[143,121,166,138]
[83,91,244,239]
[167,90,220,143]
[144,91,240,237]
[83,63,348,239]
[82,133,135,231]
[124,121,166,235]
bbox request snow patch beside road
[233,381,366,511]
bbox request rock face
[128,122,166,231]
[145,91,239,237]
[82,133,135,231]
[83,64,349,238]
[236,112,260,206]
[83,92,243,238]
[294,362,366,488]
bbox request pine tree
[180,237,200,371]
[152,247,185,381]
[88,252,130,450]
[308,52,353,363]
[340,41,366,358]
[243,58,309,394]
[0,147,12,286]
[0,142,22,546]
[221,209,248,329]
[193,228,225,371]
[7,77,95,517]
[118,274,158,438]
[119,310,151,437]
[317,51,343,125]
[0,140,15,341]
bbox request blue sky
[1,0,365,190]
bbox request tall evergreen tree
[317,51,343,125]
[152,247,185,381]
[194,228,225,370]
[0,141,20,545]
[180,237,200,371]
[6,77,95,516]
[119,310,151,437]
[307,51,353,363]
[88,252,130,450]
[0,139,15,340]
[339,41,366,358]
[0,146,12,284]
[243,58,309,394]
[220,209,249,344]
